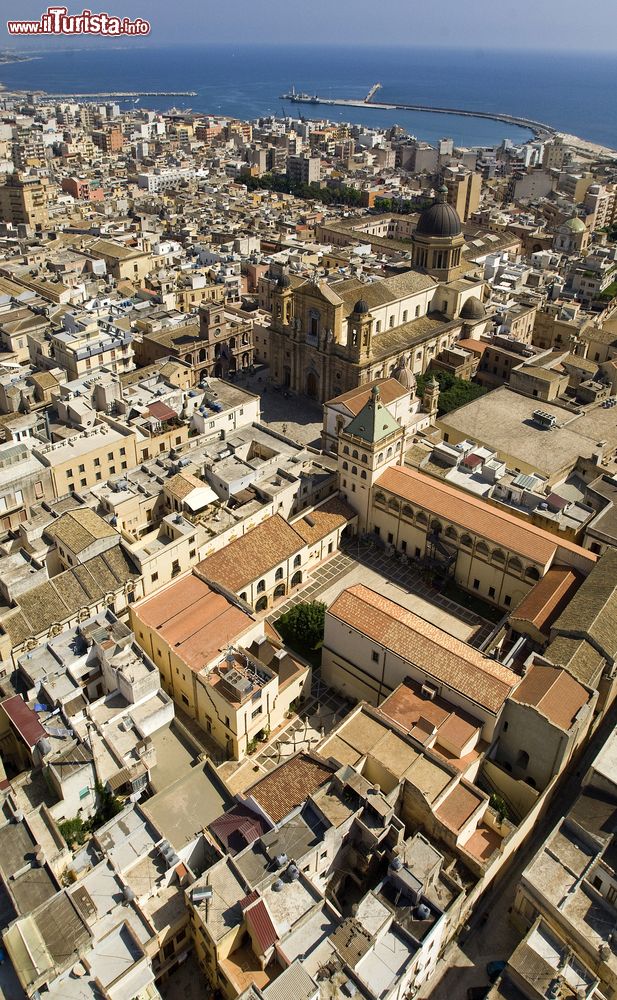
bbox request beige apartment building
[84,238,152,282]
[0,173,48,229]
[32,424,138,497]
[131,574,310,759]
[443,167,482,222]
[50,321,134,381]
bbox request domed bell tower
[347,299,373,363]
[412,185,465,283]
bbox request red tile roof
[328,585,517,713]
[148,401,177,421]
[132,575,252,672]
[245,898,278,954]
[376,465,595,565]
[1,696,46,748]
[209,805,270,855]
[510,662,590,731]
[509,567,581,634]
[435,782,483,833]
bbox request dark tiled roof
[551,549,617,662]
[209,805,270,856]
[246,754,333,824]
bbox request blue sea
[1,44,616,148]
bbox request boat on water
[281,85,320,104]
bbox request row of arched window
[342,445,396,463]
[373,492,541,580]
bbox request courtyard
[268,540,498,649]
[231,364,323,447]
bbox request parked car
[487,960,507,983]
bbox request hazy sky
[5,0,617,51]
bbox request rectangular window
[371,651,379,663]
[120,447,126,456]
[79,463,85,473]
[387,532,394,544]
[473,579,480,590]
[504,594,512,606]
[251,706,262,719]
[34,480,44,498]
[151,572,159,583]
[79,787,89,800]
[488,586,495,598]
[181,694,189,706]
[66,468,73,478]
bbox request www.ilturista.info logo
[7,6,151,35]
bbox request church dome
[460,295,486,321]
[353,299,370,314]
[392,358,416,391]
[416,186,462,238]
[563,217,586,233]
[276,273,291,288]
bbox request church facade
[267,188,489,403]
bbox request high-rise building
[286,153,321,185]
[0,172,48,229]
[91,125,123,153]
[442,166,482,222]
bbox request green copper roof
[344,385,401,444]
[564,217,586,232]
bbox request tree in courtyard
[277,601,326,651]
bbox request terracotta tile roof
[435,782,483,833]
[246,753,333,823]
[244,898,278,954]
[509,567,581,634]
[510,663,590,731]
[326,377,408,415]
[375,465,594,565]
[133,575,252,672]
[379,680,480,752]
[196,514,304,592]
[328,585,517,713]
[291,497,355,546]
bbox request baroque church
[268,187,489,403]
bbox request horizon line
[3,40,617,56]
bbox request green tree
[277,601,326,651]
[59,817,88,846]
[415,371,486,415]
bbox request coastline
[554,130,617,161]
